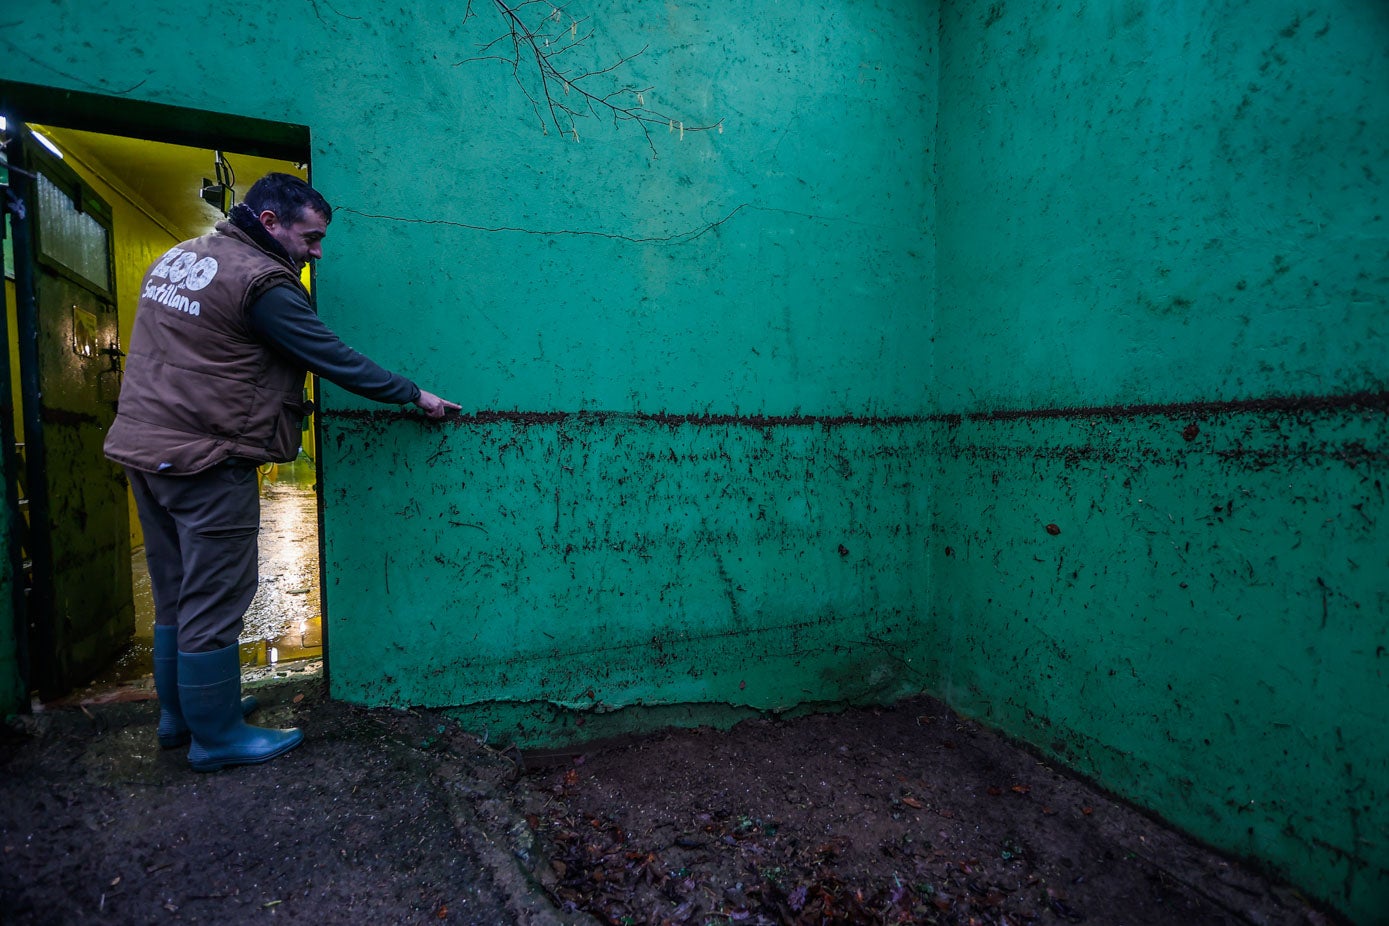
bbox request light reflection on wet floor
[98,455,322,685]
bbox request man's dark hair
[244,173,332,225]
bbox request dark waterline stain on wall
[965,390,1388,423]
[323,408,927,428]
[322,389,1388,429]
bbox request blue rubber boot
[153,625,258,749]
[178,644,303,772]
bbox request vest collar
[220,202,295,269]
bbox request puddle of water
[239,455,322,668]
[91,455,323,686]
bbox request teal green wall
[0,1,938,733]
[2,0,1386,920]
[932,1,1387,921]
[935,0,1387,408]
[325,414,932,740]
[303,0,938,736]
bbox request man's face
[261,207,328,272]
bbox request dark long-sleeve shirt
[246,284,420,405]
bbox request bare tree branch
[454,0,722,154]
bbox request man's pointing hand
[416,390,462,420]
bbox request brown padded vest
[103,221,315,474]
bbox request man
[104,173,460,772]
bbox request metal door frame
[0,121,36,701]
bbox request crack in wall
[0,41,147,95]
[335,203,751,246]
[307,0,362,24]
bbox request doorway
[0,92,324,702]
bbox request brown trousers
[126,463,261,653]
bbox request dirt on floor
[505,701,1342,926]
[0,669,1343,926]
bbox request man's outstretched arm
[248,284,461,418]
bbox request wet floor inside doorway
[89,454,323,689]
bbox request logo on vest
[146,247,220,316]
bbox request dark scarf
[227,202,293,265]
